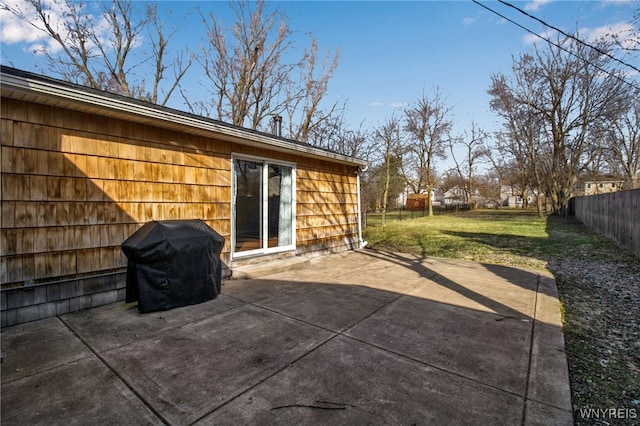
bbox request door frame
[231,153,297,259]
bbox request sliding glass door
[233,159,263,252]
[233,157,295,257]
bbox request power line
[498,0,640,75]
[471,0,640,92]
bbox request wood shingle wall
[1,97,360,326]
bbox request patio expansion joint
[341,330,530,403]
[57,315,172,426]
[185,291,413,424]
[519,274,541,426]
[189,331,342,425]
[0,317,95,386]
[244,292,535,409]
[225,274,568,418]
[520,272,574,417]
[249,287,407,336]
[337,289,548,408]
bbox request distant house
[573,175,624,196]
[0,66,367,326]
[396,183,414,208]
[500,185,539,208]
[484,199,498,209]
[443,186,466,205]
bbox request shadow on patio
[1,250,573,425]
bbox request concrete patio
[1,249,574,425]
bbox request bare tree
[605,90,640,188]
[488,35,627,215]
[474,171,502,206]
[373,116,404,229]
[285,38,340,142]
[489,72,548,217]
[3,0,191,105]
[195,0,293,128]
[403,89,453,216]
[194,0,340,137]
[449,121,488,208]
[609,5,640,58]
[306,110,373,160]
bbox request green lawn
[363,209,627,270]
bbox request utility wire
[498,0,640,75]
[471,0,640,92]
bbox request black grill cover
[121,220,225,313]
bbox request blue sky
[280,0,637,131]
[1,0,638,167]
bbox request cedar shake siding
[1,67,366,326]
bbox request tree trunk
[535,192,544,218]
[427,184,433,217]
[381,155,391,229]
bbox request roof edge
[0,66,367,167]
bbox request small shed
[406,194,430,211]
[0,66,368,326]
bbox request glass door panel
[234,159,263,252]
[267,164,293,248]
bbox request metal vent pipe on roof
[271,114,282,137]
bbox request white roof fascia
[1,69,367,168]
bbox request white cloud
[521,20,638,55]
[0,1,130,56]
[601,0,634,5]
[463,17,479,26]
[0,0,46,44]
[524,0,554,12]
[523,29,558,45]
[368,101,407,108]
[0,0,79,54]
[584,22,637,49]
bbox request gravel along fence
[549,257,640,426]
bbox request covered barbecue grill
[121,220,225,313]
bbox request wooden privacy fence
[572,189,640,258]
